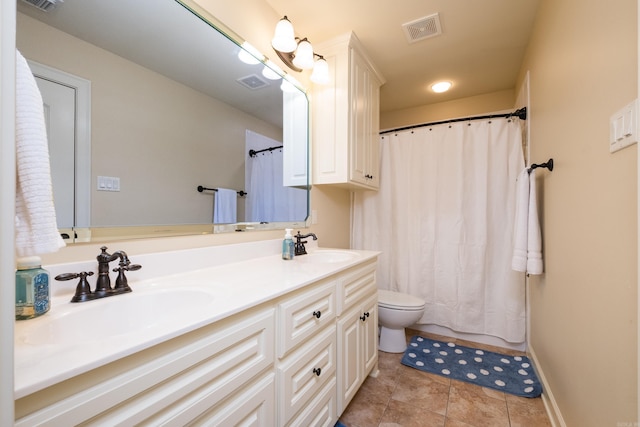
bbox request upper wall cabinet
[312,32,385,191]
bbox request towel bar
[528,158,553,174]
[197,186,247,197]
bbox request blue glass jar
[16,256,50,320]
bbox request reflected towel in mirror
[213,188,237,224]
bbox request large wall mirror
[16,0,310,243]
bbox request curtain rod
[380,107,527,135]
[248,145,283,157]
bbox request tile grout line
[377,364,401,426]
[444,378,452,426]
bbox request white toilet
[377,289,426,353]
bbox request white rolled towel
[15,49,65,257]
[511,167,543,274]
[511,167,529,272]
[526,170,543,274]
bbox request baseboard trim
[527,344,567,427]
[411,324,526,352]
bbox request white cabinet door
[34,76,76,229]
[311,32,385,191]
[349,47,370,186]
[337,306,362,414]
[361,293,379,376]
[283,90,309,188]
[367,81,381,189]
[336,269,378,415]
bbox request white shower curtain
[352,118,526,343]
[246,150,306,223]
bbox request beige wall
[518,0,638,424]
[17,13,282,227]
[380,89,515,130]
[39,0,352,265]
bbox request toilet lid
[378,289,425,309]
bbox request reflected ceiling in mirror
[16,0,310,242]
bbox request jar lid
[16,256,42,270]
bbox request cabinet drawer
[189,373,275,426]
[287,377,336,427]
[277,325,337,425]
[337,262,376,315]
[277,280,336,358]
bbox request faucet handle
[112,263,142,293]
[55,271,95,303]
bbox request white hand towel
[511,167,529,272]
[511,167,543,274]
[213,188,237,224]
[526,170,543,274]
[15,49,65,257]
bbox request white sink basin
[17,287,217,346]
[297,250,359,263]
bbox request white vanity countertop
[14,242,379,399]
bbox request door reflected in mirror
[16,0,309,243]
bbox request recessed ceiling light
[431,81,452,93]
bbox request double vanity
[14,239,379,426]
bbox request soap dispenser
[15,256,50,320]
[282,228,295,260]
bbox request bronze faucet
[95,247,127,296]
[294,231,318,255]
[55,246,141,302]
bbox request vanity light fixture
[310,56,329,84]
[271,16,330,84]
[431,81,452,93]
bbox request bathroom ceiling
[264,0,541,113]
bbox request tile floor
[338,330,551,427]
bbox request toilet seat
[378,289,425,310]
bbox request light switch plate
[97,176,121,192]
[610,99,638,153]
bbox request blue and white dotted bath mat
[401,336,542,398]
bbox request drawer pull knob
[313,310,322,319]
[360,312,370,322]
[313,368,322,376]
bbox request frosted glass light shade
[262,61,282,80]
[281,79,298,93]
[310,57,329,84]
[262,66,280,80]
[292,39,315,70]
[238,42,262,65]
[271,17,297,53]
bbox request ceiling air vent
[236,74,269,90]
[19,0,63,12]
[402,13,442,44]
